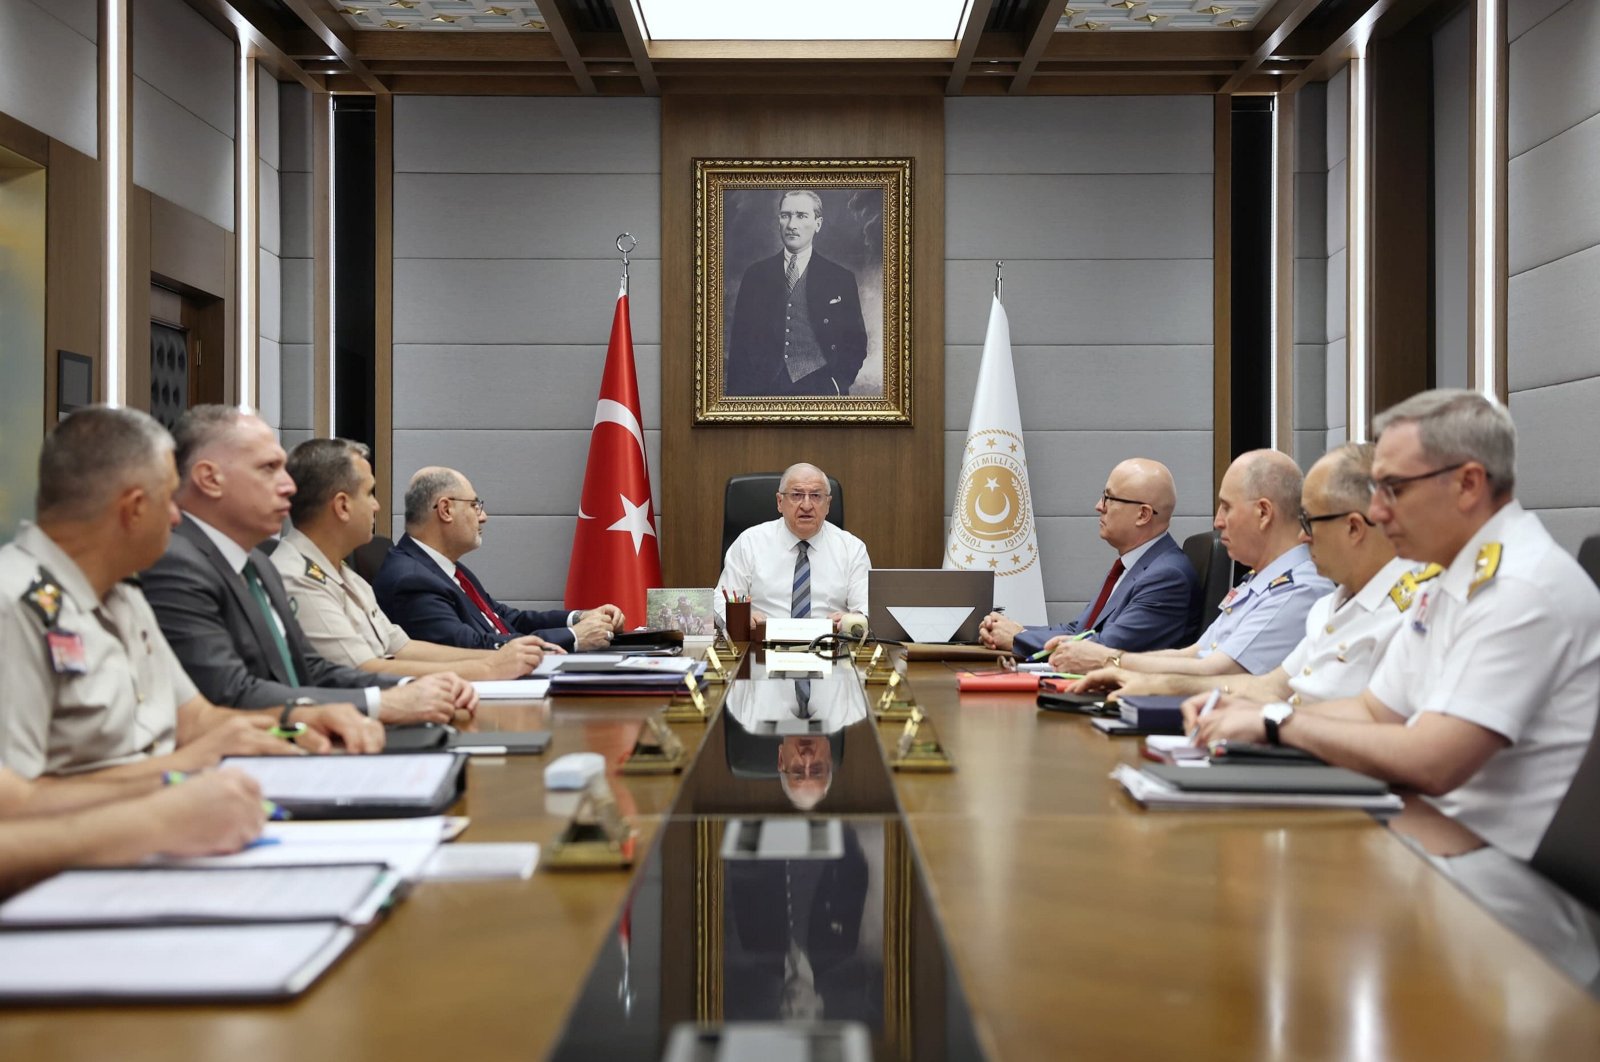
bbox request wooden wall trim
[0,112,49,166]
[127,187,152,414]
[659,95,945,587]
[374,93,394,518]
[45,140,104,427]
[1213,94,1233,494]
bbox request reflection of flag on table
[943,295,1046,625]
[565,284,663,624]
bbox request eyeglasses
[1100,489,1156,515]
[439,496,486,513]
[781,491,829,505]
[1298,509,1377,537]
[1366,463,1467,505]
[782,762,830,781]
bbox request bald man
[1049,449,1334,677]
[980,459,1200,657]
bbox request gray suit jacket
[141,517,397,709]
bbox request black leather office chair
[1182,530,1235,626]
[1530,694,1600,913]
[722,473,845,560]
[1578,534,1600,591]
[348,534,394,585]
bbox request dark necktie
[791,541,811,619]
[785,254,800,291]
[456,567,511,635]
[1082,557,1126,632]
[242,560,302,685]
[794,679,813,719]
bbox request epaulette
[305,557,328,584]
[1468,543,1502,599]
[1267,571,1295,590]
[1388,564,1444,612]
[21,569,64,628]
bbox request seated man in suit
[374,467,624,652]
[1048,449,1334,678]
[142,407,474,724]
[274,439,548,679]
[979,459,1199,657]
[0,407,383,783]
[1074,442,1430,704]
[714,463,870,629]
[0,762,265,895]
[1189,391,1600,860]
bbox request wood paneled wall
[660,95,945,587]
[44,140,103,423]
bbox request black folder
[220,752,468,819]
[1142,764,1390,795]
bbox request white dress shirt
[715,518,870,623]
[725,677,868,735]
[1281,556,1422,705]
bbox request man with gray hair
[374,466,624,652]
[1050,449,1333,677]
[1191,390,1600,859]
[726,189,869,397]
[273,439,549,678]
[0,407,383,782]
[715,462,870,629]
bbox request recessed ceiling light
[634,0,974,41]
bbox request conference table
[3,644,1598,1060]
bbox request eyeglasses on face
[1100,489,1156,515]
[1298,509,1377,537]
[782,762,830,781]
[439,496,486,513]
[1366,463,1468,504]
[780,491,829,505]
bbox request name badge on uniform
[1411,591,1432,635]
[45,629,89,675]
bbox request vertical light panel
[1268,96,1280,448]
[1346,53,1371,442]
[1470,0,1506,400]
[237,52,258,411]
[327,93,337,436]
[100,0,129,406]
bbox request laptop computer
[867,569,995,644]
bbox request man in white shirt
[274,439,548,679]
[1075,442,1430,705]
[715,463,870,629]
[1190,390,1600,859]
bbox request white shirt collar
[185,513,252,575]
[783,245,813,276]
[411,536,458,579]
[1346,555,1419,614]
[1117,532,1165,569]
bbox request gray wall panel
[259,162,281,257]
[1434,7,1471,391]
[1507,243,1600,391]
[1511,0,1570,41]
[393,258,661,346]
[1293,345,1328,428]
[1325,337,1348,433]
[275,85,312,437]
[1294,82,1326,173]
[133,80,234,231]
[1508,377,1600,509]
[945,174,1212,260]
[1294,85,1329,450]
[0,0,97,157]
[259,249,281,344]
[393,173,661,260]
[1508,113,1600,276]
[946,97,1213,174]
[1326,159,1348,257]
[944,259,1212,347]
[1327,67,1349,167]
[258,337,281,430]
[257,76,279,171]
[1293,172,1327,260]
[280,84,312,172]
[1325,248,1347,343]
[280,258,313,345]
[1293,258,1326,345]
[133,0,234,138]
[1509,0,1600,157]
[944,345,1211,432]
[393,344,663,431]
[1293,430,1325,472]
[279,171,312,259]
[279,344,313,431]
[1531,506,1600,554]
[280,428,313,452]
[393,97,659,174]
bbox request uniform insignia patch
[22,572,64,628]
[305,558,327,584]
[1267,572,1295,590]
[46,629,88,675]
[1388,563,1444,612]
[1468,543,1501,598]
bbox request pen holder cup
[724,601,752,642]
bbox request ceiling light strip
[327,94,337,437]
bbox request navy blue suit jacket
[372,535,575,651]
[1013,532,1201,657]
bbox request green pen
[1028,628,1096,661]
[162,770,289,821]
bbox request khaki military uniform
[270,527,409,670]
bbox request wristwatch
[1106,652,1123,669]
[278,696,318,727]
[1261,701,1295,745]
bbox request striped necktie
[791,540,811,619]
[785,253,800,291]
[794,679,813,719]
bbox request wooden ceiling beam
[540,0,598,95]
[277,0,387,93]
[947,0,998,95]
[1282,0,1443,92]
[610,0,659,94]
[1009,0,1071,95]
[1220,0,1329,94]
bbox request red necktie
[456,567,510,634]
[1082,558,1125,631]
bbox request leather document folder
[1141,764,1391,795]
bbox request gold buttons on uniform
[1303,667,1312,676]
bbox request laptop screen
[867,569,995,644]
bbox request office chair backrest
[348,534,394,586]
[1183,530,1235,626]
[1579,534,1600,590]
[722,473,846,561]
[1530,699,1600,914]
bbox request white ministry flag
[944,295,1047,624]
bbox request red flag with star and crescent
[565,285,662,623]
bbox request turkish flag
[565,286,663,625]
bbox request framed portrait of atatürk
[693,158,912,424]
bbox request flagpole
[994,260,1004,303]
[616,232,636,296]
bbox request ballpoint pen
[163,770,289,821]
[1029,628,1096,662]
[1187,687,1222,742]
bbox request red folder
[955,672,1040,693]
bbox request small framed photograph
[647,588,717,635]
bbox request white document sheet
[221,753,456,803]
[0,865,396,927]
[419,843,540,881]
[0,922,355,1000]
[163,817,447,881]
[472,678,552,700]
[616,656,698,672]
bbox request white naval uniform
[1281,557,1433,705]
[1367,502,1600,859]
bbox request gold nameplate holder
[712,625,743,660]
[861,644,894,684]
[663,671,712,723]
[546,775,639,869]
[888,705,954,772]
[703,644,731,685]
[873,670,917,722]
[620,713,689,774]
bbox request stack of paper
[163,817,449,881]
[1112,763,1404,812]
[532,653,709,695]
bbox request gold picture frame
[694,158,913,424]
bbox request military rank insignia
[305,558,327,584]
[46,629,88,676]
[1388,564,1444,612]
[1267,572,1295,590]
[22,573,64,629]
[1468,543,1502,599]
